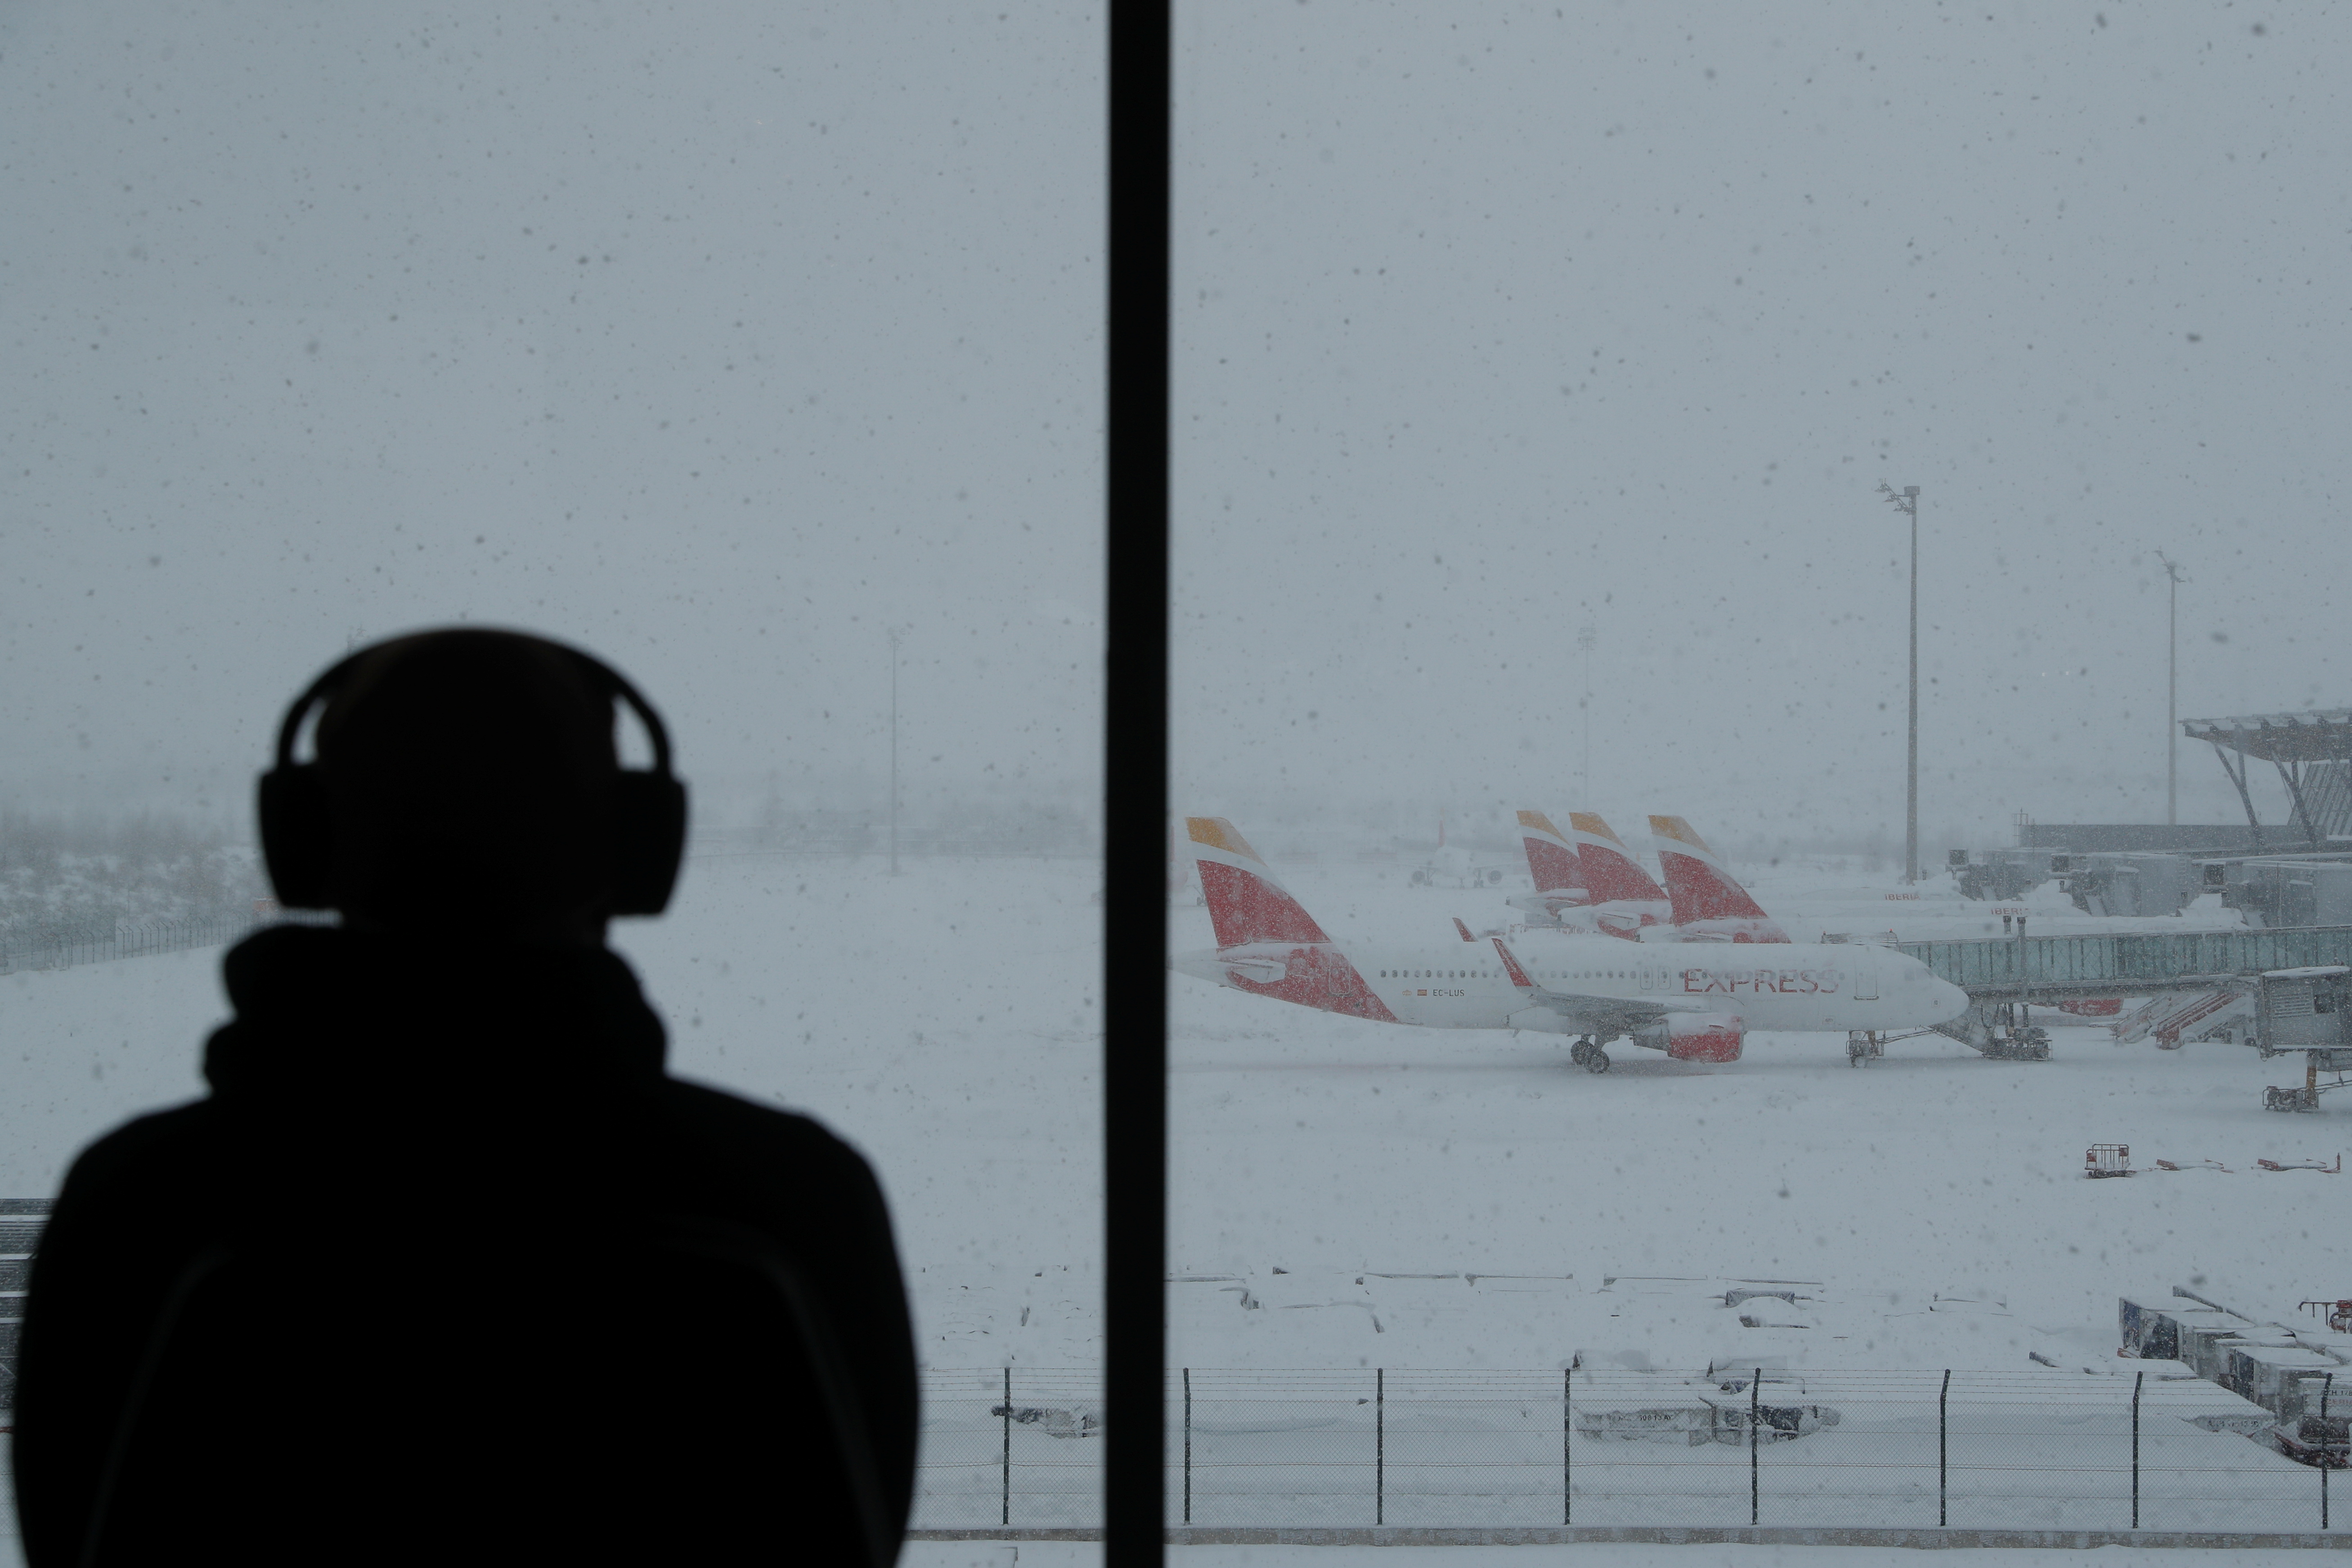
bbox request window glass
[0,3,1101,1548]
[1170,3,2347,1546]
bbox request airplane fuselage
[1173,935,1967,1038]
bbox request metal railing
[1899,926,2352,1000]
[914,1368,2343,1534]
[0,1201,51,1417]
[0,911,323,975]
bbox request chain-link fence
[0,910,338,974]
[920,1370,1107,1527]
[915,1367,2345,1534]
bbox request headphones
[257,634,689,917]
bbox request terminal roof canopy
[2181,709,2352,764]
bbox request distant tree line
[0,808,267,943]
[696,801,1095,858]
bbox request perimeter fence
[915,1367,2345,1535]
[0,911,322,975]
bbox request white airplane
[1408,812,1513,889]
[1176,817,1972,1072]
[1648,815,1793,943]
[1505,811,1670,939]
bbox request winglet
[1453,917,1477,943]
[1490,936,1535,991]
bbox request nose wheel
[1569,1037,1611,1074]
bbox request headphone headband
[273,634,675,778]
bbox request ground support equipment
[2085,1143,2133,1178]
[2264,1049,2352,1113]
[1930,1003,2051,1060]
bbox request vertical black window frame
[1103,2,1170,1564]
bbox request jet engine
[1637,1011,1745,1062]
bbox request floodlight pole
[1879,483,1921,883]
[1577,623,1597,801]
[2156,552,2186,826]
[888,628,901,876]
[1907,489,1919,884]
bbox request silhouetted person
[13,630,916,1566]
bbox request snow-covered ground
[3,852,2343,1557]
[1158,854,2331,1368]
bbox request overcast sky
[0,3,1105,827]
[1170,3,2348,849]
[4,4,2342,849]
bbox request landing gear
[1847,1032,1884,1068]
[1976,1003,2052,1060]
[1984,1026,2051,1061]
[1570,1037,1611,1074]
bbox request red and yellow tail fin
[1648,815,1788,941]
[1516,809,1583,896]
[1185,817,1333,949]
[1565,812,1668,905]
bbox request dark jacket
[12,925,917,1566]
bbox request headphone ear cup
[610,772,688,916]
[258,765,335,910]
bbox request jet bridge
[1899,930,2352,1101]
[1897,925,2352,1003]
[2182,708,2352,853]
[2251,965,2352,1112]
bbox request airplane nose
[1934,979,1970,1021]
